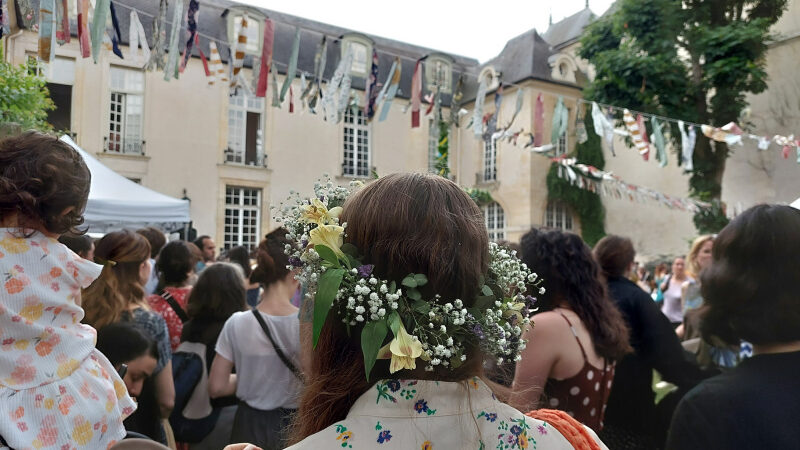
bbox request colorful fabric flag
[278,27,301,102]
[449,75,465,127]
[678,121,695,171]
[364,48,379,121]
[38,0,55,61]
[623,109,649,156]
[194,35,210,76]
[505,87,524,129]
[55,0,69,44]
[90,0,110,62]
[411,57,425,128]
[207,41,226,85]
[298,72,307,110]
[76,0,90,58]
[271,63,281,108]
[551,96,568,145]
[146,0,168,71]
[164,0,184,80]
[702,123,743,146]
[590,102,616,155]
[17,0,36,30]
[323,47,353,123]
[378,58,401,122]
[576,106,588,144]
[0,0,9,39]
[337,68,353,120]
[472,76,488,137]
[230,14,248,88]
[179,0,200,73]
[636,114,650,160]
[651,117,667,167]
[109,2,123,59]
[774,134,795,159]
[534,93,544,146]
[255,18,274,97]
[128,11,150,64]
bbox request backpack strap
[161,290,189,323]
[251,309,304,381]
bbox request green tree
[579,0,787,233]
[0,50,54,131]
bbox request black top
[604,277,706,436]
[667,351,800,450]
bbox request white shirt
[287,378,608,450]
[215,310,302,410]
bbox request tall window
[224,186,261,250]
[545,201,573,231]
[483,202,505,241]
[483,136,497,182]
[343,108,370,177]
[227,91,265,166]
[108,67,144,154]
[428,120,440,173]
[556,133,567,156]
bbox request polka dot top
[542,312,615,431]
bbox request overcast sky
[241,0,615,63]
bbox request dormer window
[341,34,373,77]
[425,54,453,93]
[549,54,577,83]
[478,66,500,90]
[227,9,264,55]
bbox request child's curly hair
[0,131,90,234]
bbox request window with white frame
[428,119,440,173]
[224,186,262,250]
[545,200,574,231]
[227,91,265,166]
[341,35,371,77]
[483,136,497,182]
[108,67,144,154]
[555,108,570,156]
[483,202,505,241]
[227,12,262,55]
[343,108,370,177]
[425,56,453,93]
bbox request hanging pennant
[55,0,69,44]
[757,136,770,150]
[622,109,649,156]
[229,13,248,89]
[127,10,151,64]
[271,63,281,107]
[377,58,402,122]
[504,88,524,129]
[38,0,55,61]
[364,48,379,121]
[108,2,123,59]
[551,96,568,145]
[533,93,545,146]
[254,18,274,97]
[449,75,465,127]
[337,66,353,120]
[90,0,110,62]
[193,35,210,76]
[178,0,200,72]
[75,0,90,58]
[163,0,184,80]
[575,105,588,144]
[635,114,650,160]
[651,117,667,167]
[323,47,353,123]
[678,121,695,171]
[702,123,743,146]
[289,85,295,113]
[277,27,302,102]
[17,0,36,29]
[472,77,488,137]
[0,0,9,39]
[410,57,425,128]
[145,0,167,70]
[206,41,225,84]
[298,72,308,111]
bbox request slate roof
[541,7,595,49]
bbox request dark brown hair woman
[512,229,630,432]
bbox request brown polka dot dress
[541,312,615,431]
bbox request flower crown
[276,176,544,380]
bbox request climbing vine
[435,120,450,178]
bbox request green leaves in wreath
[402,273,427,301]
[314,245,340,268]
[312,267,346,348]
[361,319,388,381]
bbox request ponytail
[249,228,293,287]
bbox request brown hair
[593,235,636,279]
[686,234,714,279]
[701,205,800,345]
[289,173,490,444]
[521,229,631,360]
[82,230,151,328]
[155,240,194,290]
[249,228,293,287]
[0,131,90,234]
[136,227,167,259]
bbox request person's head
[701,205,800,346]
[593,235,636,279]
[82,230,151,328]
[655,262,668,277]
[156,240,195,290]
[687,234,714,279]
[96,322,158,397]
[249,229,296,291]
[227,245,253,278]
[185,262,246,324]
[0,131,90,235]
[671,257,686,278]
[136,227,166,260]
[193,235,216,263]
[58,232,95,260]
[291,173,489,444]
[521,229,630,360]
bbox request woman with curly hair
[512,229,631,432]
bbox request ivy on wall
[435,121,450,178]
[465,187,493,206]
[545,110,606,246]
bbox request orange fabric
[525,409,601,450]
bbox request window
[556,133,567,156]
[428,119,440,173]
[425,55,453,93]
[227,91,265,166]
[224,186,262,250]
[483,202,505,241]
[341,34,372,77]
[545,201,574,231]
[28,55,74,132]
[483,136,497,182]
[478,66,500,91]
[108,67,144,154]
[227,12,262,55]
[343,108,370,177]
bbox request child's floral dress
[0,229,136,449]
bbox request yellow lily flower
[300,198,342,226]
[309,224,345,257]
[378,323,424,373]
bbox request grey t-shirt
[215,310,302,410]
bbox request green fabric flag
[652,117,668,167]
[551,96,568,145]
[164,0,184,81]
[279,27,301,102]
[90,0,110,62]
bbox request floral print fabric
[147,286,191,351]
[0,230,135,448]
[285,378,608,450]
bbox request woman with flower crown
[226,173,608,450]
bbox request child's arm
[154,360,175,418]
[208,353,237,398]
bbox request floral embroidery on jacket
[478,411,498,422]
[495,417,534,450]
[414,399,437,415]
[334,424,354,448]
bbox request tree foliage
[0,51,54,132]
[579,0,787,233]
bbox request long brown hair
[249,228,293,287]
[289,173,490,444]
[521,229,631,360]
[82,230,151,328]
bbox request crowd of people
[1,131,798,450]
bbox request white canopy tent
[60,135,191,234]
[792,197,800,210]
